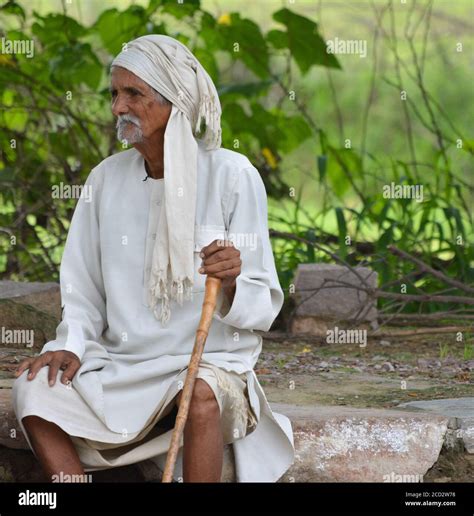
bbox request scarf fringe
[149,268,194,326]
[195,93,221,149]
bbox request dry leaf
[255,368,272,375]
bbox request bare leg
[176,379,223,482]
[22,415,85,481]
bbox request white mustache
[116,115,142,128]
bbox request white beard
[116,115,144,144]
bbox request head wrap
[111,34,222,325]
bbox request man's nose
[111,95,129,117]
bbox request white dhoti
[12,361,258,479]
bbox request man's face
[110,66,172,144]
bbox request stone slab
[291,264,378,335]
[0,280,59,300]
[274,403,448,482]
[397,398,474,454]
[0,281,61,350]
[0,387,451,482]
[0,388,28,449]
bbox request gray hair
[153,88,172,106]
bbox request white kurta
[36,138,295,481]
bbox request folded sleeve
[213,165,284,331]
[40,165,107,362]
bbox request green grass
[463,342,474,361]
[439,343,451,360]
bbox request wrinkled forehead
[110,65,153,92]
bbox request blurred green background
[0,0,472,316]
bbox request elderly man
[12,35,294,483]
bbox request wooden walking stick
[161,275,222,482]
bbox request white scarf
[111,35,222,325]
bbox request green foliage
[220,13,269,79]
[0,0,330,281]
[272,8,341,73]
[95,7,148,55]
[0,0,472,321]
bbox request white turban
[111,34,222,325]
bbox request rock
[0,379,15,389]
[0,444,148,483]
[417,358,429,370]
[397,398,474,418]
[396,398,474,454]
[0,446,45,482]
[0,389,28,449]
[0,281,61,351]
[276,404,448,482]
[441,357,457,366]
[0,386,457,482]
[382,362,395,372]
[416,358,441,371]
[0,281,60,315]
[460,420,474,454]
[290,264,378,335]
